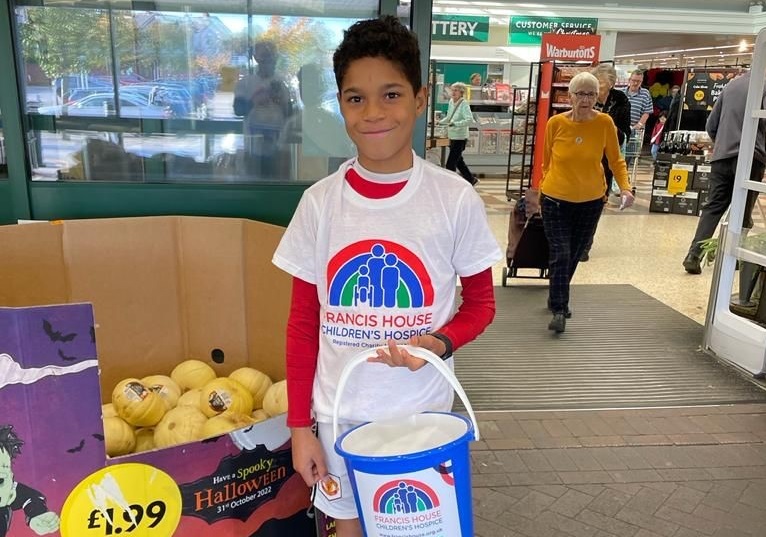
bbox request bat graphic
[43,320,77,343]
[92,434,104,442]
[58,349,78,362]
[67,439,85,453]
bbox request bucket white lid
[340,413,468,457]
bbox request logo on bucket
[327,241,434,308]
[370,480,444,533]
[374,479,439,514]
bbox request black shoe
[581,251,590,262]
[547,299,572,318]
[548,313,566,333]
[683,253,702,274]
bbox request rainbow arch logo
[327,240,434,308]
[372,479,440,514]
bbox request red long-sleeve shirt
[284,169,496,427]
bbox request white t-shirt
[272,153,502,424]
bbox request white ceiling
[614,32,755,67]
[431,0,762,66]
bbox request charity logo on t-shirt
[327,240,434,308]
[322,240,435,348]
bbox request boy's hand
[367,340,427,371]
[290,427,327,487]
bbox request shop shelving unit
[505,63,539,201]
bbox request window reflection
[15,1,374,182]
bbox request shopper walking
[683,70,766,274]
[440,82,477,185]
[581,63,632,261]
[540,72,634,333]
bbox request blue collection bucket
[333,346,479,537]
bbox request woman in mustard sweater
[541,72,634,333]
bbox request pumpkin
[112,378,166,427]
[177,388,202,407]
[201,411,255,439]
[134,428,155,453]
[153,406,207,449]
[170,359,217,391]
[141,375,181,410]
[103,416,136,457]
[199,378,253,418]
[262,380,288,417]
[229,367,273,408]
[251,409,270,423]
[102,403,118,419]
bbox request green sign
[509,16,598,45]
[432,15,489,43]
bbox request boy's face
[338,56,426,174]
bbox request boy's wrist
[430,332,453,359]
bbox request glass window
[15,1,376,183]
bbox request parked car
[37,92,172,119]
[122,84,195,118]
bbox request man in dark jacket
[683,70,766,274]
[581,64,632,261]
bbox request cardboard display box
[652,158,672,189]
[692,162,711,191]
[0,217,315,537]
[668,155,696,194]
[650,189,674,213]
[672,191,700,216]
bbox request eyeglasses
[572,92,597,99]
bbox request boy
[272,16,502,536]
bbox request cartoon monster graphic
[0,425,60,536]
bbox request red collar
[345,167,407,199]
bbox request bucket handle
[332,345,480,443]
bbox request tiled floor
[472,405,766,537]
[466,162,766,536]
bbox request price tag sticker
[667,167,690,194]
[61,463,182,537]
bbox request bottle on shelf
[659,134,669,154]
[684,132,692,155]
[672,132,683,155]
[667,132,678,154]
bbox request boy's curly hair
[0,425,23,460]
[333,15,422,94]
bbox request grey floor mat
[455,284,766,411]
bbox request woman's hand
[366,339,428,371]
[619,189,635,209]
[291,427,327,487]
